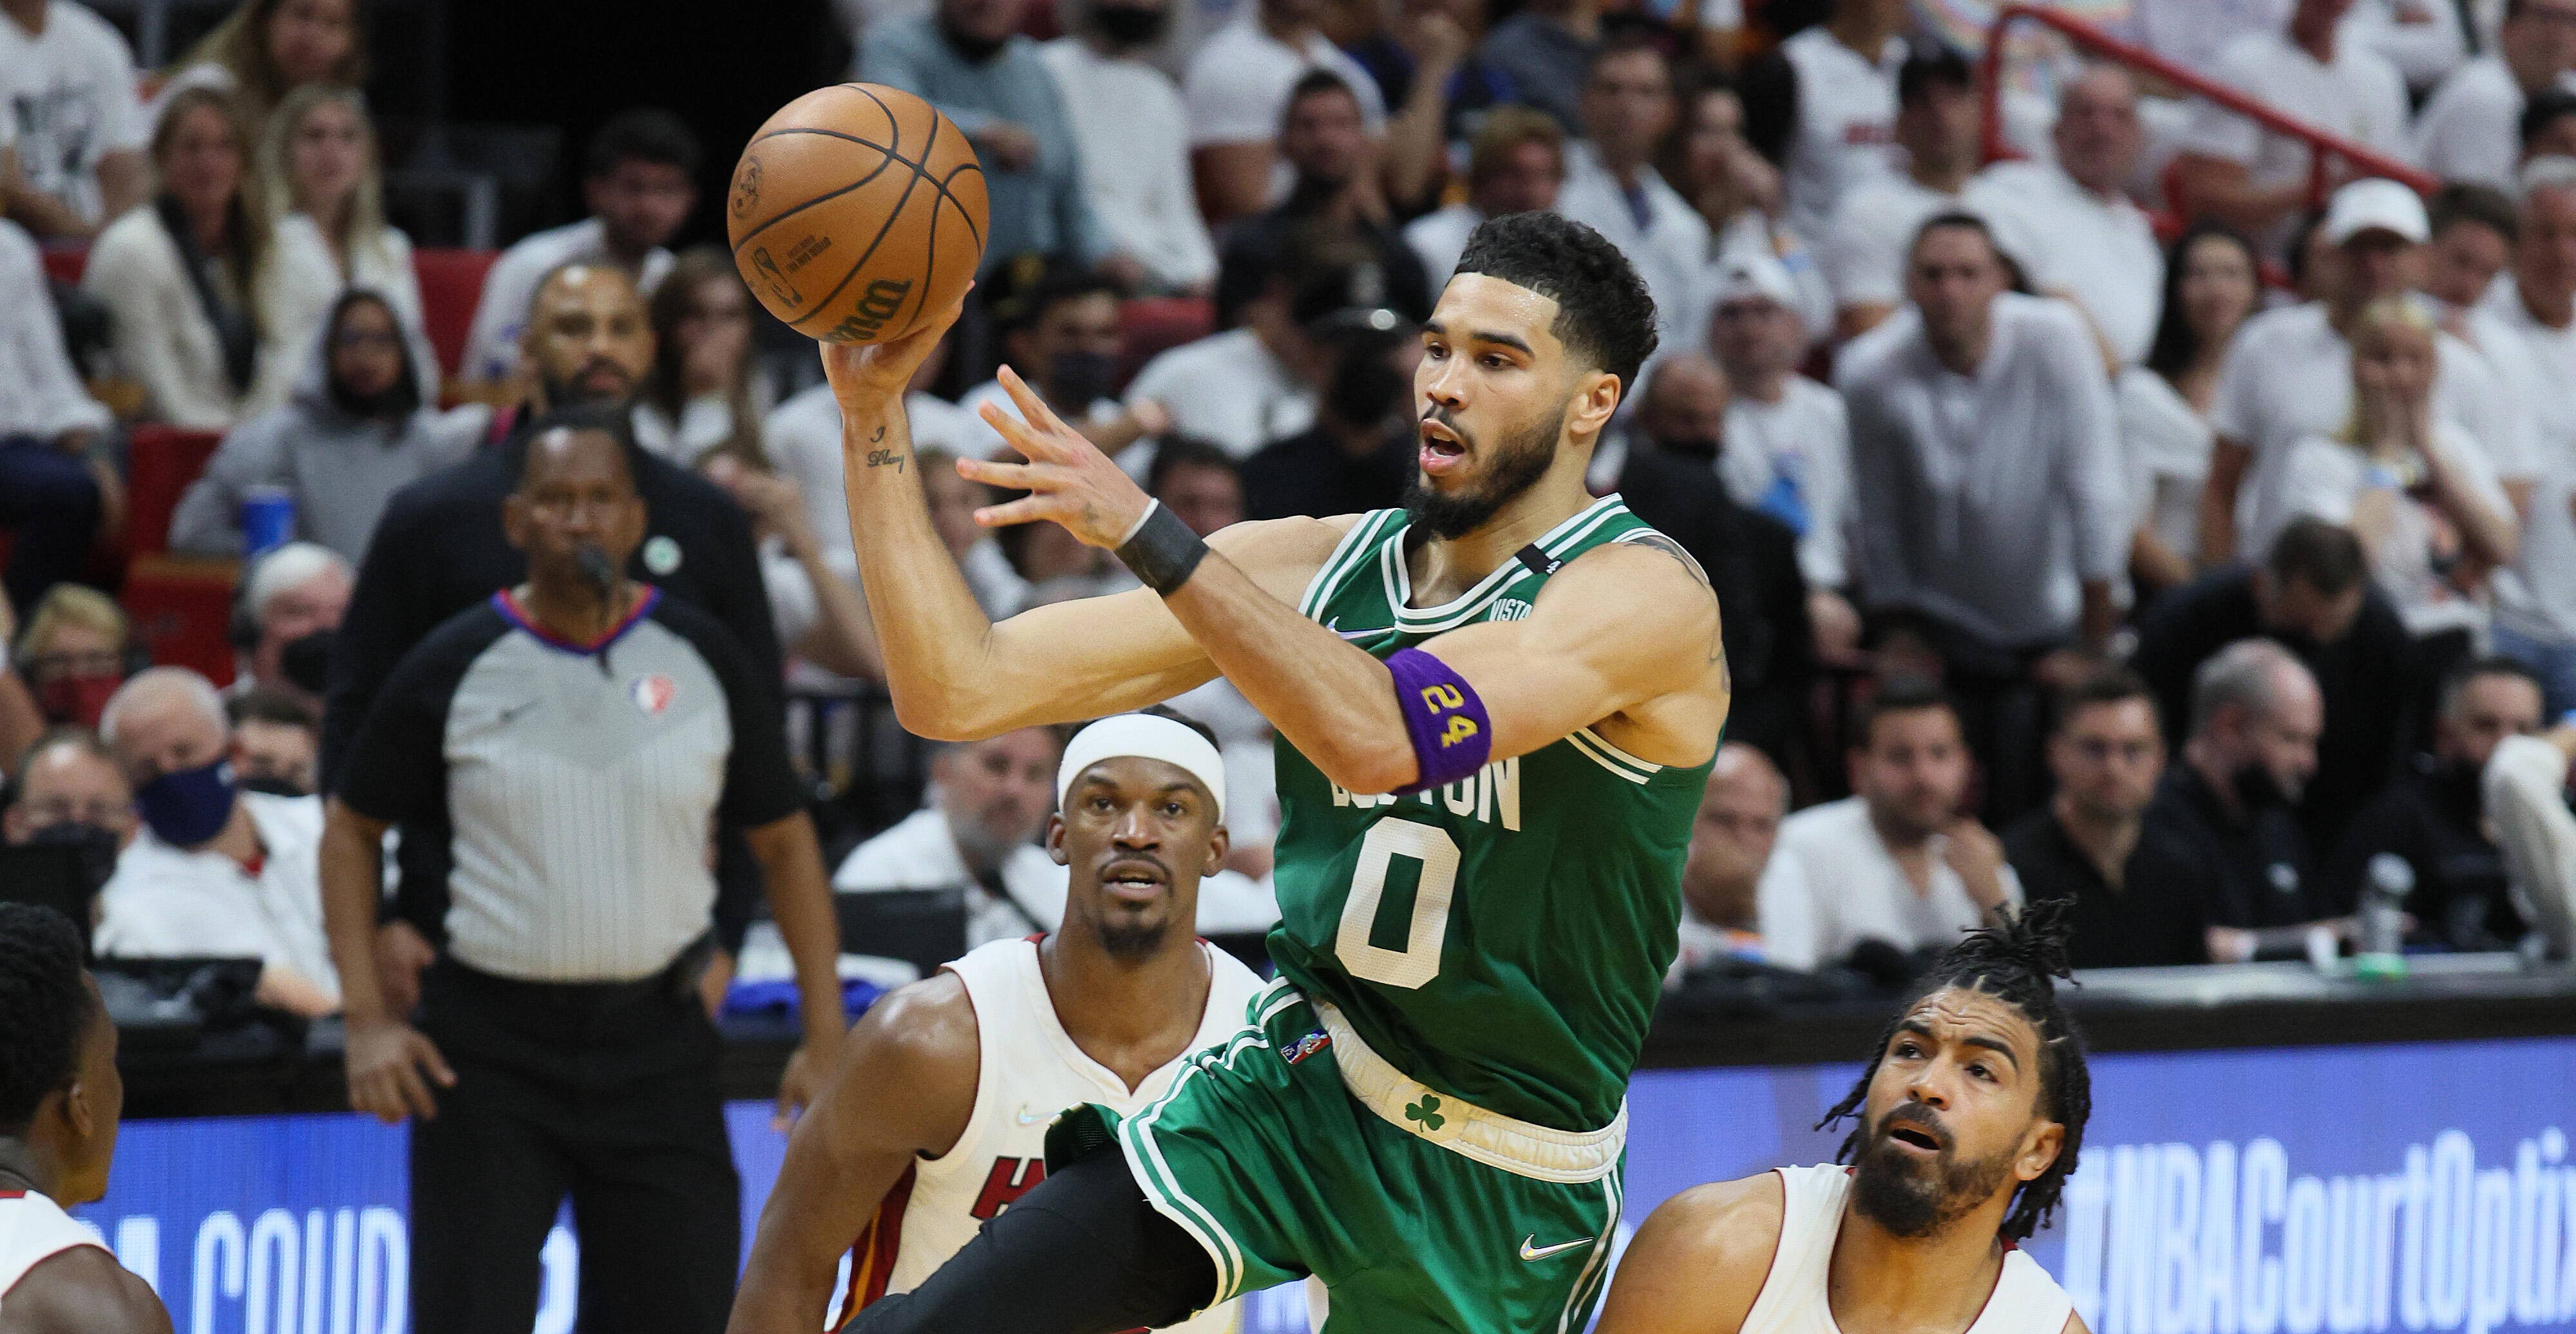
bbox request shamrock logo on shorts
[1405,1095,1446,1132]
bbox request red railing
[1977,3,2438,212]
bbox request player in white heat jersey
[0,903,169,1333]
[1599,908,2094,1334]
[732,712,1267,1333]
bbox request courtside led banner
[73,1037,2576,1333]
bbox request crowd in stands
[14,0,2576,1025]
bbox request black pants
[0,435,100,616]
[410,959,740,1334]
[842,1138,1215,1333]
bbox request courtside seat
[413,247,498,379]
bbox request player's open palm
[957,366,1152,549]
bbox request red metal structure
[1976,3,2438,213]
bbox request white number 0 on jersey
[1333,818,1461,990]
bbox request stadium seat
[120,554,240,685]
[413,247,499,379]
[39,245,87,286]
[124,426,223,559]
[1117,296,1215,391]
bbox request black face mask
[2231,762,2293,815]
[1327,352,1408,427]
[240,773,311,799]
[1050,350,1117,411]
[1092,3,1170,44]
[25,820,120,896]
[281,629,335,697]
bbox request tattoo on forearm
[866,449,907,472]
[869,424,887,443]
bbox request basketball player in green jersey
[728,212,1728,1334]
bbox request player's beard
[1850,1104,2019,1239]
[1402,400,1565,540]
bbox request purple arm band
[1386,647,1493,794]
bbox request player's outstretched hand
[958,365,1153,549]
[819,290,972,406]
[344,1017,456,1124]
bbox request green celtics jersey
[1265,495,1714,1133]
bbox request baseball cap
[1709,251,1800,310]
[1293,257,1407,339]
[2323,178,2430,246]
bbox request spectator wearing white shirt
[764,328,981,566]
[91,667,338,1016]
[1041,0,1218,294]
[2341,0,2468,93]
[1183,0,1387,225]
[1965,66,2163,370]
[84,86,265,431]
[1821,46,1981,340]
[1739,0,1906,244]
[1403,106,1563,288]
[2123,223,2264,596]
[1556,35,1710,355]
[961,264,1170,460]
[0,0,146,241]
[2524,85,2576,162]
[1705,250,1861,662]
[634,248,766,471]
[1211,72,1434,331]
[834,727,1070,946]
[247,85,437,416]
[459,109,693,386]
[1757,679,2022,972]
[2200,179,2538,566]
[1126,229,1354,456]
[1839,214,2129,820]
[2481,158,2576,711]
[0,215,107,614]
[2416,0,2576,189]
[2280,298,2519,649]
[1670,742,1784,978]
[1665,77,1833,348]
[2175,0,2413,249]
[2423,183,2521,315]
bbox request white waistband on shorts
[1315,1000,1626,1184]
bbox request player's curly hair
[1816,901,2092,1241]
[0,905,92,1139]
[1451,212,1660,399]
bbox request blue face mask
[134,758,239,848]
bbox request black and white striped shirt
[338,587,801,982]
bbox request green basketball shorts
[1097,979,1629,1334]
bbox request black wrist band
[1115,500,1208,595]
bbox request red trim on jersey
[490,585,663,655]
[0,1190,23,1199]
[837,1163,916,1328]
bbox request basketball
[725,84,989,345]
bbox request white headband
[1056,714,1227,823]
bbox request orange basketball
[726,84,989,345]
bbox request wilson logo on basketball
[630,674,677,716]
[831,277,914,343]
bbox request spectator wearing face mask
[231,541,350,722]
[2326,658,2549,950]
[173,290,485,563]
[1404,106,1564,289]
[227,686,317,798]
[962,263,1170,461]
[93,666,338,1015]
[1,729,135,864]
[247,84,437,416]
[459,110,695,388]
[1040,0,1217,294]
[13,585,125,731]
[2141,639,2349,959]
[1239,262,1419,520]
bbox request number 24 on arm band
[1386,648,1492,794]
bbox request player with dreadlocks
[1596,903,2093,1334]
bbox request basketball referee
[317,408,846,1334]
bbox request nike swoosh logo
[1016,1107,1044,1125]
[1519,1235,1594,1262]
[1326,617,1374,641]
